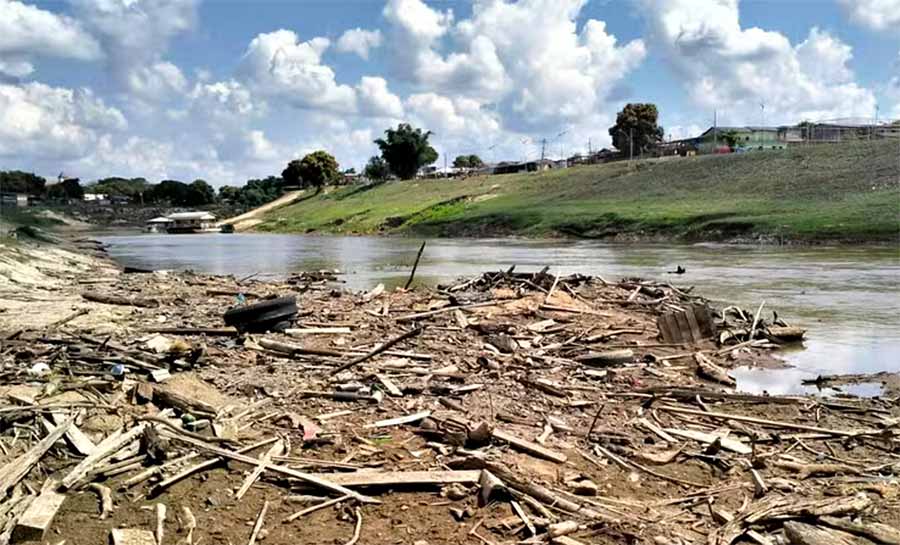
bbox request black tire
[224,296,297,332]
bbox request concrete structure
[0,192,29,207]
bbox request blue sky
[2,0,899,185]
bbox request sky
[1,0,899,187]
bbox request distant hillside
[254,140,900,242]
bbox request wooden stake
[404,241,427,290]
[247,501,268,545]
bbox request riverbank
[253,140,899,243]
[1,235,898,545]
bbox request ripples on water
[99,233,900,396]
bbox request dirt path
[220,190,305,231]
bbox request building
[165,212,217,233]
[145,216,173,233]
[696,126,785,153]
[0,192,29,207]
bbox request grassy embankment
[228,140,896,241]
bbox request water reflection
[99,234,900,395]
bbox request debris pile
[0,265,897,545]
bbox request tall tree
[297,151,340,191]
[364,156,391,181]
[281,160,303,188]
[608,103,664,156]
[374,123,438,180]
[47,178,83,201]
[190,179,215,205]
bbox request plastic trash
[28,362,50,377]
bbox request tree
[374,123,438,180]
[281,160,303,188]
[190,179,215,205]
[363,156,391,182]
[453,155,484,168]
[0,171,46,195]
[296,151,339,191]
[218,185,241,203]
[608,103,664,156]
[47,178,83,201]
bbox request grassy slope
[257,140,900,242]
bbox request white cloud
[71,0,198,100]
[0,82,125,159]
[888,52,900,118]
[238,30,357,113]
[126,61,188,102]
[356,76,404,118]
[336,28,383,59]
[643,0,876,123]
[406,92,499,137]
[837,0,900,33]
[0,0,101,77]
[189,79,265,120]
[245,130,278,161]
[383,0,645,129]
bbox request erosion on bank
[254,140,900,242]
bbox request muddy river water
[99,234,899,396]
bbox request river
[98,233,900,396]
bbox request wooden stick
[658,405,874,437]
[0,414,74,497]
[343,507,362,545]
[247,501,268,545]
[60,423,148,490]
[749,300,765,340]
[404,240,426,290]
[395,301,503,323]
[152,438,278,493]
[330,327,423,375]
[283,495,350,523]
[236,440,284,499]
[160,431,378,503]
[82,291,159,308]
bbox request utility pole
[713,109,718,151]
[540,138,547,162]
[588,138,592,158]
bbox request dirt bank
[0,239,898,545]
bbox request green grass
[256,140,900,242]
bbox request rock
[441,483,470,501]
[569,478,598,496]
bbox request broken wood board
[493,429,568,463]
[11,487,66,543]
[302,470,482,487]
[364,410,431,428]
[658,304,715,344]
[663,428,752,454]
[110,529,157,545]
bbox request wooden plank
[284,327,351,336]
[49,412,96,456]
[673,311,694,344]
[0,414,74,498]
[110,529,157,545]
[692,304,716,337]
[493,429,568,463]
[375,374,403,397]
[364,410,431,429]
[684,307,704,343]
[11,487,66,543]
[663,428,752,454]
[60,423,147,490]
[303,470,482,487]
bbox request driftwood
[772,459,861,479]
[303,470,481,487]
[60,423,148,490]
[659,406,875,437]
[695,352,735,386]
[783,522,865,545]
[160,431,379,503]
[715,494,872,545]
[404,240,426,290]
[492,429,568,463]
[82,291,159,308]
[330,326,424,375]
[11,485,66,543]
[110,528,157,545]
[247,501,269,545]
[0,414,75,497]
[153,438,278,494]
[235,440,285,500]
[818,516,900,545]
